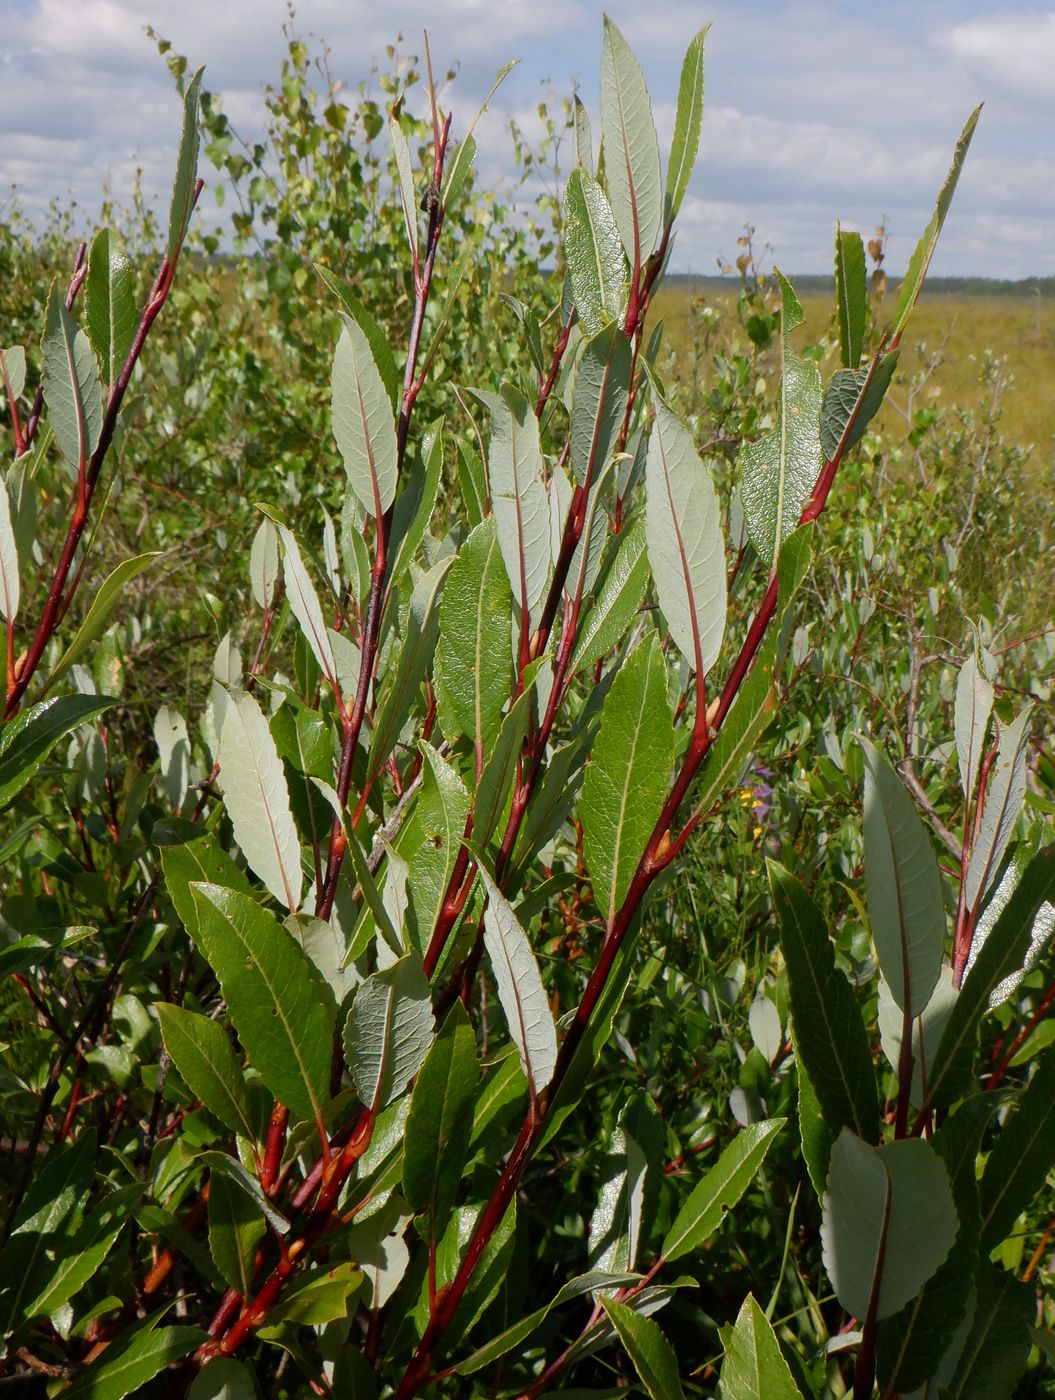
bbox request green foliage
[0,15,1051,1400]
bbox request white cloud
[942,10,1055,103]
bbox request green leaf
[589,1096,659,1273]
[249,517,280,611]
[343,953,434,1112]
[929,846,1055,1106]
[768,862,880,1144]
[315,263,400,408]
[398,745,470,955]
[965,706,1032,912]
[86,228,137,386]
[369,558,450,778]
[0,345,25,401]
[167,67,204,262]
[954,643,995,803]
[480,866,558,1096]
[563,169,628,336]
[278,525,337,684]
[442,132,476,210]
[0,478,18,624]
[818,350,900,462]
[573,95,594,175]
[434,517,512,755]
[571,324,631,488]
[571,520,649,672]
[389,108,418,258]
[160,833,252,940]
[859,736,944,1017]
[208,1166,265,1296]
[878,966,958,1108]
[474,676,537,846]
[979,1044,1055,1250]
[66,1317,204,1399]
[877,1099,993,1394]
[403,1001,477,1236]
[718,1294,805,1400]
[43,282,103,472]
[473,385,550,615]
[645,396,727,677]
[821,1129,957,1321]
[600,1297,685,1400]
[385,419,444,587]
[662,1119,784,1263]
[893,107,982,340]
[582,633,674,929]
[0,693,113,809]
[332,314,398,519]
[665,26,708,225]
[738,273,822,567]
[833,225,866,370]
[259,1261,364,1333]
[42,552,161,693]
[188,1359,256,1400]
[940,1262,1034,1400]
[600,17,662,269]
[0,1132,97,1334]
[797,1057,836,1199]
[190,883,333,1123]
[217,687,303,912]
[156,1003,256,1142]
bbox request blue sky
[1,1,1052,277]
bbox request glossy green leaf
[86,228,137,386]
[474,384,550,614]
[343,953,433,1112]
[797,1056,836,1199]
[43,552,161,693]
[818,350,900,462]
[167,67,204,262]
[0,693,113,809]
[188,1359,256,1400]
[965,706,1032,912]
[589,1099,657,1274]
[403,1001,477,1236]
[570,324,631,488]
[600,16,662,269]
[398,744,470,954]
[480,866,558,1096]
[662,1119,784,1263]
[315,262,400,408]
[208,1165,265,1296]
[564,169,628,336]
[573,95,594,175]
[859,736,944,1017]
[979,1044,1055,1250]
[930,846,1055,1106]
[65,1314,203,1400]
[738,274,822,567]
[877,1099,992,1394]
[217,687,302,912]
[435,517,511,753]
[821,1129,957,1321]
[160,833,252,941]
[386,419,444,587]
[190,883,333,1123]
[156,1003,256,1142]
[332,314,398,519]
[600,1297,685,1400]
[954,643,995,803]
[768,862,880,1143]
[0,477,18,624]
[893,107,982,340]
[834,225,866,369]
[474,676,536,846]
[646,396,727,677]
[260,1261,364,1334]
[718,1293,804,1400]
[43,282,103,472]
[369,557,450,777]
[941,1262,1034,1400]
[442,132,476,211]
[665,26,708,224]
[571,520,649,672]
[582,632,673,928]
[278,524,336,684]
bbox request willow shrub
[1,18,1052,1400]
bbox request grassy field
[653,285,1055,455]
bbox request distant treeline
[664,273,1055,298]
